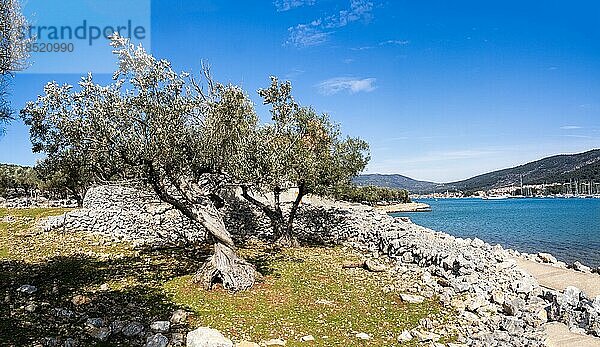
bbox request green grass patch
[165,247,450,346]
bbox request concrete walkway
[544,322,600,347]
[514,258,600,346]
[514,258,600,297]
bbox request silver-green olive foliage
[22,35,259,291]
[1,0,31,125]
[21,79,97,206]
[0,0,29,74]
[239,77,370,246]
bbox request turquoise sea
[391,198,600,268]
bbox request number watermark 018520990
[20,0,151,74]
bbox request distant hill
[356,149,600,193]
[353,174,440,193]
[444,149,600,192]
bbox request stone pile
[39,185,373,248]
[543,286,600,336]
[49,311,187,347]
[376,221,548,346]
[0,196,78,208]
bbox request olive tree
[1,0,30,126]
[21,79,98,206]
[21,35,259,291]
[239,77,370,247]
[0,164,39,198]
[34,154,93,206]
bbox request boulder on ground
[364,259,386,272]
[17,284,38,294]
[355,332,370,340]
[186,327,233,347]
[399,293,425,304]
[150,321,171,333]
[397,330,412,342]
[300,335,314,342]
[146,333,169,347]
[171,309,188,325]
[537,253,557,264]
[572,261,592,273]
[122,321,145,337]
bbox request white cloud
[379,40,410,46]
[323,0,374,29]
[317,77,376,95]
[286,22,330,47]
[285,0,374,48]
[274,0,316,12]
[560,125,582,130]
[284,68,305,79]
[561,134,593,139]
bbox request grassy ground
[1,208,454,346]
[165,246,452,346]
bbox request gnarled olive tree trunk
[149,175,258,292]
[274,183,305,248]
[191,205,257,291]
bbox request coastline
[375,202,432,213]
[392,197,600,269]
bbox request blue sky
[1,0,599,182]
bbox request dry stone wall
[41,185,375,247]
[42,185,207,246]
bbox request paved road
[515,258,600,297]
[514,258,600,346]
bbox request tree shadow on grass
[0,247,210,346]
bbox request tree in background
[0,164,39,198]
[0,0,31,129]
[21,81,98,206]
[21,35,260,292]
[34,154,93,206]
[239,77,370,247]
[332,185,410,205]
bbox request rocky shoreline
[30,186,600,346]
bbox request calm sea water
[391,198,600,268]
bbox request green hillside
[355,149,600,193]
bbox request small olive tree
[34,154,93,206]
[239,77,370,247]
[21,35,259,291]
[1,0,31,126]
[22,80,97,206]
[0,164,39,198]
